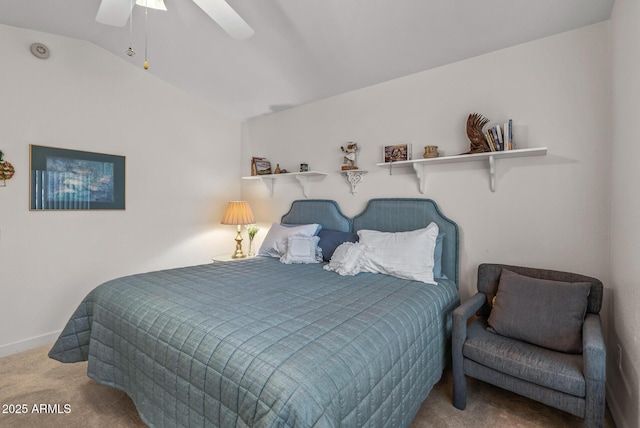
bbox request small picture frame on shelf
[251,157,263,176]
[253,157,272,175]
[383,144,411,163]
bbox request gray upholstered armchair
[452,264,606,428]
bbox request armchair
[452,264,605,428]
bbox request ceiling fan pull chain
[126,0,135,57]
[143,0,149,69]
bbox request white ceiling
[0,0,614,120]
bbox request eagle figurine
[465,113,490,154]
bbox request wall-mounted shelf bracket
[411,163,427,194]
[488,155,496,192]
[341,170,367,195]
[242,171,327,198]
[294,172,326,198]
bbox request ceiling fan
[95,0,255,41]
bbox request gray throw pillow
[487,269,591,353]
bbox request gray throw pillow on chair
[487,269,591,353]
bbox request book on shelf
[484,131,496,151]
[495,125,503,150]
[491,127,501,151]
[483,119,514,151]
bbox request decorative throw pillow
[357,223,439,285]
[280,236,322,264]
[323,242,366,276]
[282,223,323,235]
[317,229,359,262]
[258,223,321,258]
[487,269,591,353]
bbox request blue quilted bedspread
[49,257,459,427]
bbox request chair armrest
[583,313,606,382]
[452,292,486,390]
[453,292,486,345]
[454,293,486,324]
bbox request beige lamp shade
[221,201,255,258]
[221,201,255,226]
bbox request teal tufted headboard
[281,198,459,287]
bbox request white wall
[244,20,640,427]
[0,24,242,356]
[2,15,633,428]
[609,0,640,426]
[242,23,611,303]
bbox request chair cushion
[463,318,585,397]
[487,269,591,353]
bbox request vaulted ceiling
[0,0,614,120]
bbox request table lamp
[220,201,255,258]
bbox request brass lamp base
[231,225,247,258]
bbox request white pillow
[357,223,439,284]
[258,223,320,258]
[280,236,322,264]
[323,242,367,276]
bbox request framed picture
[251,157,263,176]
[253,158,272,175]
[383,144,412,163]
[30,145,125,210]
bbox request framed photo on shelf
[383,144,412,163]
[251,157,272,175]
[30,144,125,211]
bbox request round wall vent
[30,43,50,59]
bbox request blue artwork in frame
[30,145,125,210]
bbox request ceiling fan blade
[135,0,167,11]
[191,0,255,41]
[96,0,135,27]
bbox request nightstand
[212,254,257,263]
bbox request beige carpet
[0,345,615,428]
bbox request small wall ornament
[340,142,359,170]
[0,150,15,186]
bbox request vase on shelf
[423,145,439,158]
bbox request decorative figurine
[340,142,359,170]
[0,150,15,184]
[423,145,439,158]
[465,113,491,154]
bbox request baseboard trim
[606,384,631,428]
[0,330,61,358]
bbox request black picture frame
[30,145,125,210]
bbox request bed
[49,198,460,427]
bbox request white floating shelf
[242,171,328,198]
[376,147,547,193]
